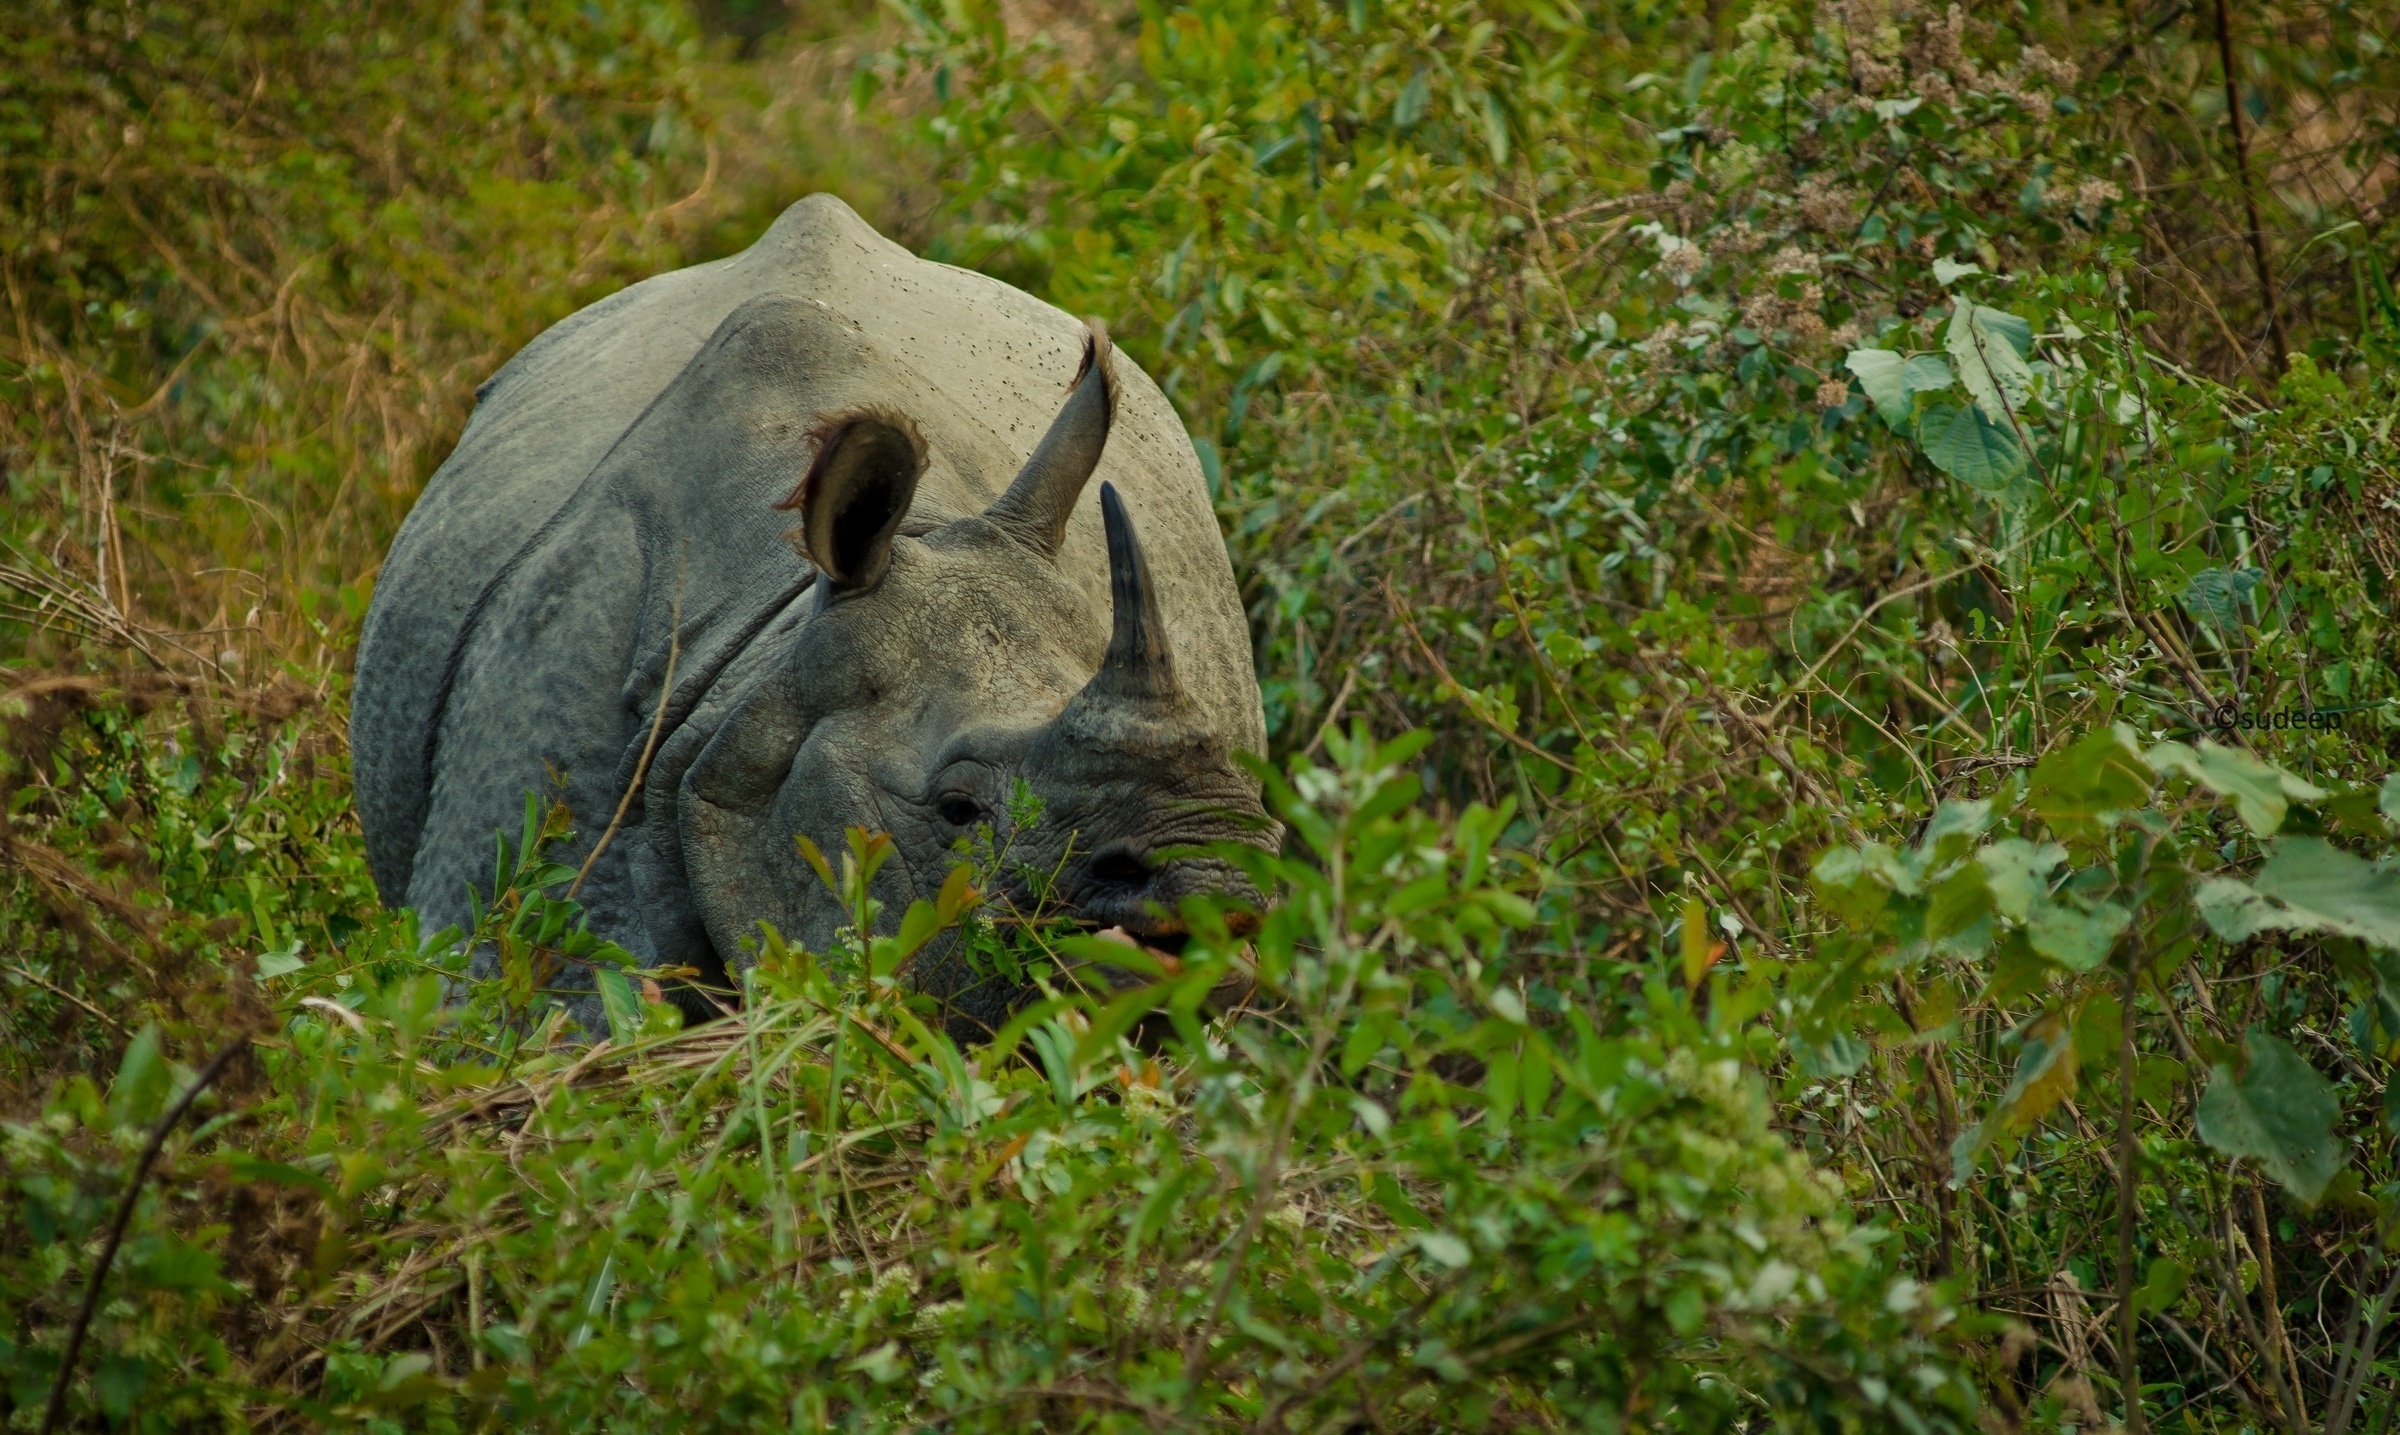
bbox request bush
[7,0,2400,1427]
[6,726,1975,1430]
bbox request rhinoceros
[350,194,1273,1037]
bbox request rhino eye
[936,794,986,828]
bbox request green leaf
[93,1354,148,1422]
[1371,1171,1433,1230]
[255,942,307,981]
[1845,349,1908,427]
[1978,839,2067,922]
[130,1233,233,1293]
[2195,1029,2345,1203]
[1916,402,2025,489]
[1931,257,1983,286]
[595,966,643,1046]
[1944,298,2035,423]
[1951,1016,2078,1184]
[2380,773,2400,826]
[1844,349,1953,430]
[846,1341,907,1384]
[2028,726,2153,833]
[107,1024,171,1130]
[1478,89,1509,164]
[1074,981,1173,1066]
[2132,1258,2189,1316]
[2028,899,2130,971]
[224,1155,335,1198]
[2179,567,2263,637]
[2221,837,2400,950]
[1919,797,1993,860]
[882,896,946,974]
[1416,1230,1473,1268]
[2147,740,2325,836]
[2193,877,2302,944]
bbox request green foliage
[866,1,2400,1420]
[8,0,2400,1428]
[4,728,1972,1431]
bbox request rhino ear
[781,408,923,591]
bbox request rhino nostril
[1086,847,1152,888]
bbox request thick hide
[352,195,1271,1036]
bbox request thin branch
[39,1038,249,1435]
[2207,0,2289,377]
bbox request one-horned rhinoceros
[350,193,1275,1038]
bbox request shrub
[5,725,1976,1430]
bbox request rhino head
[674,323,1274,1040]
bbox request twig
[39,1038,248,1435]
[2,961,131,1035]
[1384,579,1583,778]
[2208,0,2289,377]
[569,574,683,902]
[2114,923,2147,1435]
[1759,568,1960,725]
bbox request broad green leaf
[1796,1032,1870,1078]
[108,1024,171,1130]
[2029,899,2130,971]
[1931,257,1983,286]
[1951,1016,2077,1184]
[934,862,979,923]
[224,1155,336,1198]
[129,1232,234,1293]
[1371,1172,1433,1230]
[1812,843,1899,923]
[846,1341,907,1384]
[594,967,644,1045]
[2362,951,2400,1045]
[2028,726,2152,834]
[1979,839,2067,921]
[94,1355,149,1423]
[1944,298,2035,423]
[2179,567,2263,637]
[1903,354,1955,400]
[2132,1258,2189,1316]
[1916,402,2025,489]
[1680,894,1714,987]
[1074,980,1173,1065]
[794,833,836,894]
[2249,837,2400,949]
[1416,1230,1473,1268]
[2192,877,2305,943]
[2381,773,2400,826]
[256,942,307,981]
[2195,1029,2345,1203]
[1845,349,1907,427]
[1925,864,1997,953]
[1844,349,1953,430]
[1919,797,1993,859]
[886,897,944,970]
[2147,740,2326,836]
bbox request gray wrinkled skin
[351,194,1275,1038]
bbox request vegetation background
[3,0,2399,1429]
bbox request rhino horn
[983,319,1116,556]
[1088,481,1182,704]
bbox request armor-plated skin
[350,194,1272,1035]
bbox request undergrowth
[6,0,2400,1430]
